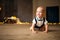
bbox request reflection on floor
[0,24,60,40]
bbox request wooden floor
[0,24,60,40]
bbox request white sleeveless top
[32,17,48,27]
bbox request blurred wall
[17,0,33,22]
[0,0,60,22]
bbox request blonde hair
[36,6,45,11]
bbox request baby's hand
[30,27,32,31]
[30,27,38,33]
[32,31,38,33]
[43,31,48,33]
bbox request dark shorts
[34,24,45,31]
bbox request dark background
[0,0,59,23]
[46,6,59,23]
[0,0,33,22]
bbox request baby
[30,6,48,33]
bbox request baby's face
[36,7,44,18]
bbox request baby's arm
[44,24,48,33]
[30,23,37,33]
[44,19,48,33]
